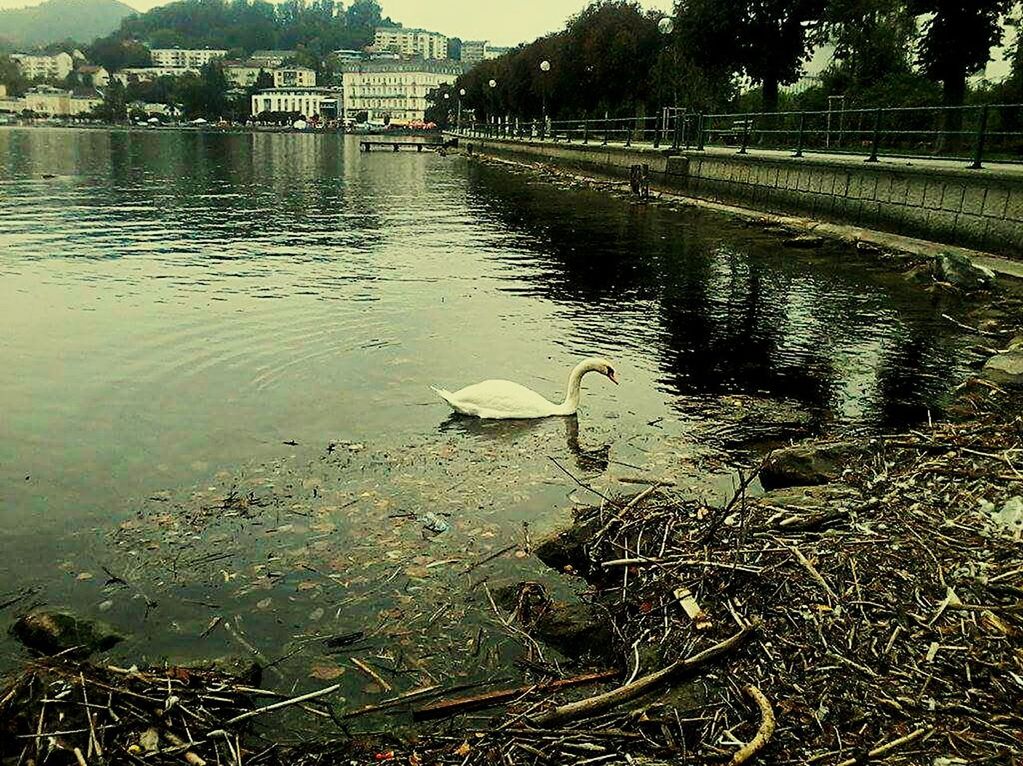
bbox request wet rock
[533,516,600,576]
[983,350,1023,387]
[1009,335,1023,351]
[693,395,816,449]
[935,252,995,291]
[11,608,125,658]
[760,442,865,490]
[532,601,613,659]
[784,235,825,248]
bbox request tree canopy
[88,0,395,69]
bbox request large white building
[8,86,103,116]
[250,87,342,120]
[372,27,448,60]
[10,52,74,81]
[150,49,226,68]
[341,59,462,125]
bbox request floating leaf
[309,663,345,680]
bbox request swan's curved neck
[556,360,593,415]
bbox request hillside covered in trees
[0,0,134,48]
[86,0,394,69]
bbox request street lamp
[539,59,551,132]
[458,87,466,133]
[488,79,497,136]
[655,15,675,148]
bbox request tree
[824,0,916,88]
[93,80,127,122]
[254,69,274,89]
[0,55,30,97]
[87,38,152,71]
[908,0,1012,108]
[175,62,229,120]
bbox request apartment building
[372,27,448,60]
[10,52,74,81]
[341,59,462,125]
[149,49,226,69]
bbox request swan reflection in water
[437,413,611,473]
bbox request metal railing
[458,103,1023,168]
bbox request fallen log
[529,621,759,727]
[412,670,618,722]
[728,685,775,765]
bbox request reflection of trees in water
[464,163,971,429]
[465,164,838,411]
[873,330,953,430]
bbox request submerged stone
[760,442,865,490]
[935,252,995,291]
[532,601,613,659]
[983,350,1023,387]
[533,516,600,576]
[12,608,125,658]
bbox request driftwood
[413,670,618,721]
[529,622,758,727]
[728,685,775,765]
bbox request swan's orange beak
[607,370,619,385]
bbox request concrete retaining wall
[456,134,1023,258]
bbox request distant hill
[0,0,136,47]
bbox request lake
[0,127,971,715]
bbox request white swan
[432,357,619,419]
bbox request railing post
[793,112,805,157]
[738,114,750,154]
[603,111,609,145]
[696,112,705,150]
[626,115,632,147]
[672,109,682,151]
[583,118,589,144]
[866,108,882,162]
[653,109,662,149]
[969,104,989,169]
[540,116,546,141]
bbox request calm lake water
[0,127,970,715]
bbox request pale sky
[0,0,675,47]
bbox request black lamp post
[540,59,550,128]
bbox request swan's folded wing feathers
[437,379,558,418]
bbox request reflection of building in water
[341,59,463,125]
[250,88,342,119]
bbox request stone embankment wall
[455,135,1023,258]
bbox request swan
[432,357,619,419]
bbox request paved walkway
[456,132,1023,179]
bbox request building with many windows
[149,48,226,68]
[10,52,74,81]
[484,46,512,60]
[10,86,103,116]
[460,40,487,65]
[223,61,265,88]
[250,87,342,120]
[273,67,316,88]
[372,27,448,60]
[249,50,296,68]
[341,59,462,125]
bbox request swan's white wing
[433,379,559,419]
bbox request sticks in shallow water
[529,621,759,727]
